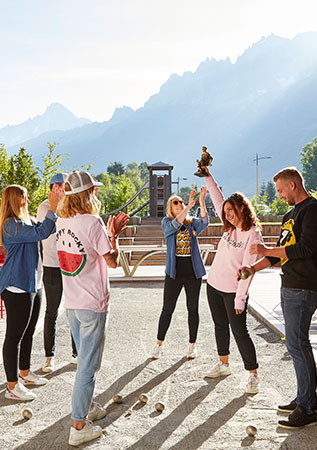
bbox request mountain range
[3,32,317,197]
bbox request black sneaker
[278,399,317,413]
[278,398,297,413]
[278,406,317,429]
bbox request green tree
[138,162,149,181]
[266,180,277,205]
[0,144,9,194]
[269,198,290,215]
[34,142,68,207]
[259,181,267,200]
[106,174,135,212]
[107,161,125,176]
[6,147,40,215]
[300,137,317,192]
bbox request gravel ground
[0,283,316,450]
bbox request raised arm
[175,190,197,224]
[203,167,225,219]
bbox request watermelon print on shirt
[56,214,112,313]
[57,230,87,276]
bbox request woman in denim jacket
[0,185,59,401]
[151,187,208,360]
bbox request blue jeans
[281,287,317,415]
[67,309,108,422]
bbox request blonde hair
[166,195,192,226]
[273,167,304,186]
[58,185,101,218]
[0,185,31,245]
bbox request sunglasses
[172,199,183,206]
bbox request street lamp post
[172,177,188,194]
[253,153,272,199]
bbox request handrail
[106,179,149,215]
[129,200,150,217]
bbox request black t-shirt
[267,197,317,291]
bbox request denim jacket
[0,210,57,293]
[162,214,208,279]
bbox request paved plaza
[0,272,317,449]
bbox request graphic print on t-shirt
[56,228,87,276]
[279,218,296,266]
[176,228,191,256]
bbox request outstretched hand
[112,212,129,236]
[188,190,197,209]
[199,186,207,205]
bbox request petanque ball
[240,269,251,280]
[139,393,148,404]
[22,408,33,419]
[246,425,257,437]
[113,394,123,404]
[155,402,165,412]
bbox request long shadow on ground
[127,377,228,450]
[12,358,186,449]
[171,393,248,450]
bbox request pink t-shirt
[205,175,263,310]
[56,214,112,313]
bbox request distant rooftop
[148,161,173,170]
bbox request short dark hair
[273,167,303,186]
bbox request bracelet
[109,235,117,239]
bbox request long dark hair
[222,192,261,232]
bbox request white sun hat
[65,171,97,195]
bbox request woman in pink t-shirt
[203,167,262,394]
[56,171,128,447]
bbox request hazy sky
[1,0,317,128]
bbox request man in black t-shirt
[239,167,317,429]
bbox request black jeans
[207,284,258,371]
[43,266,77,357]
[157,273,202,343]
[2,288,42,382]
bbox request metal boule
[113,394,123,404]
[246,425,257,437]
[240,269,251,280]
[139,393,148,404]
[22,408,33,419]
[155,402,165,412]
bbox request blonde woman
[56,171,128,447]
[151,187,208,360]
[0,185,59,401]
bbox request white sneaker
[151,343,163,360]
[69,420,103,446]
[187,343,197,359]
[42,356,55,373]
[71,354,78,365]
[19,371,48,386]
[88,402,107,421]
[245,373,259,394]
[5,382,36,401]
[205,361,231,378]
